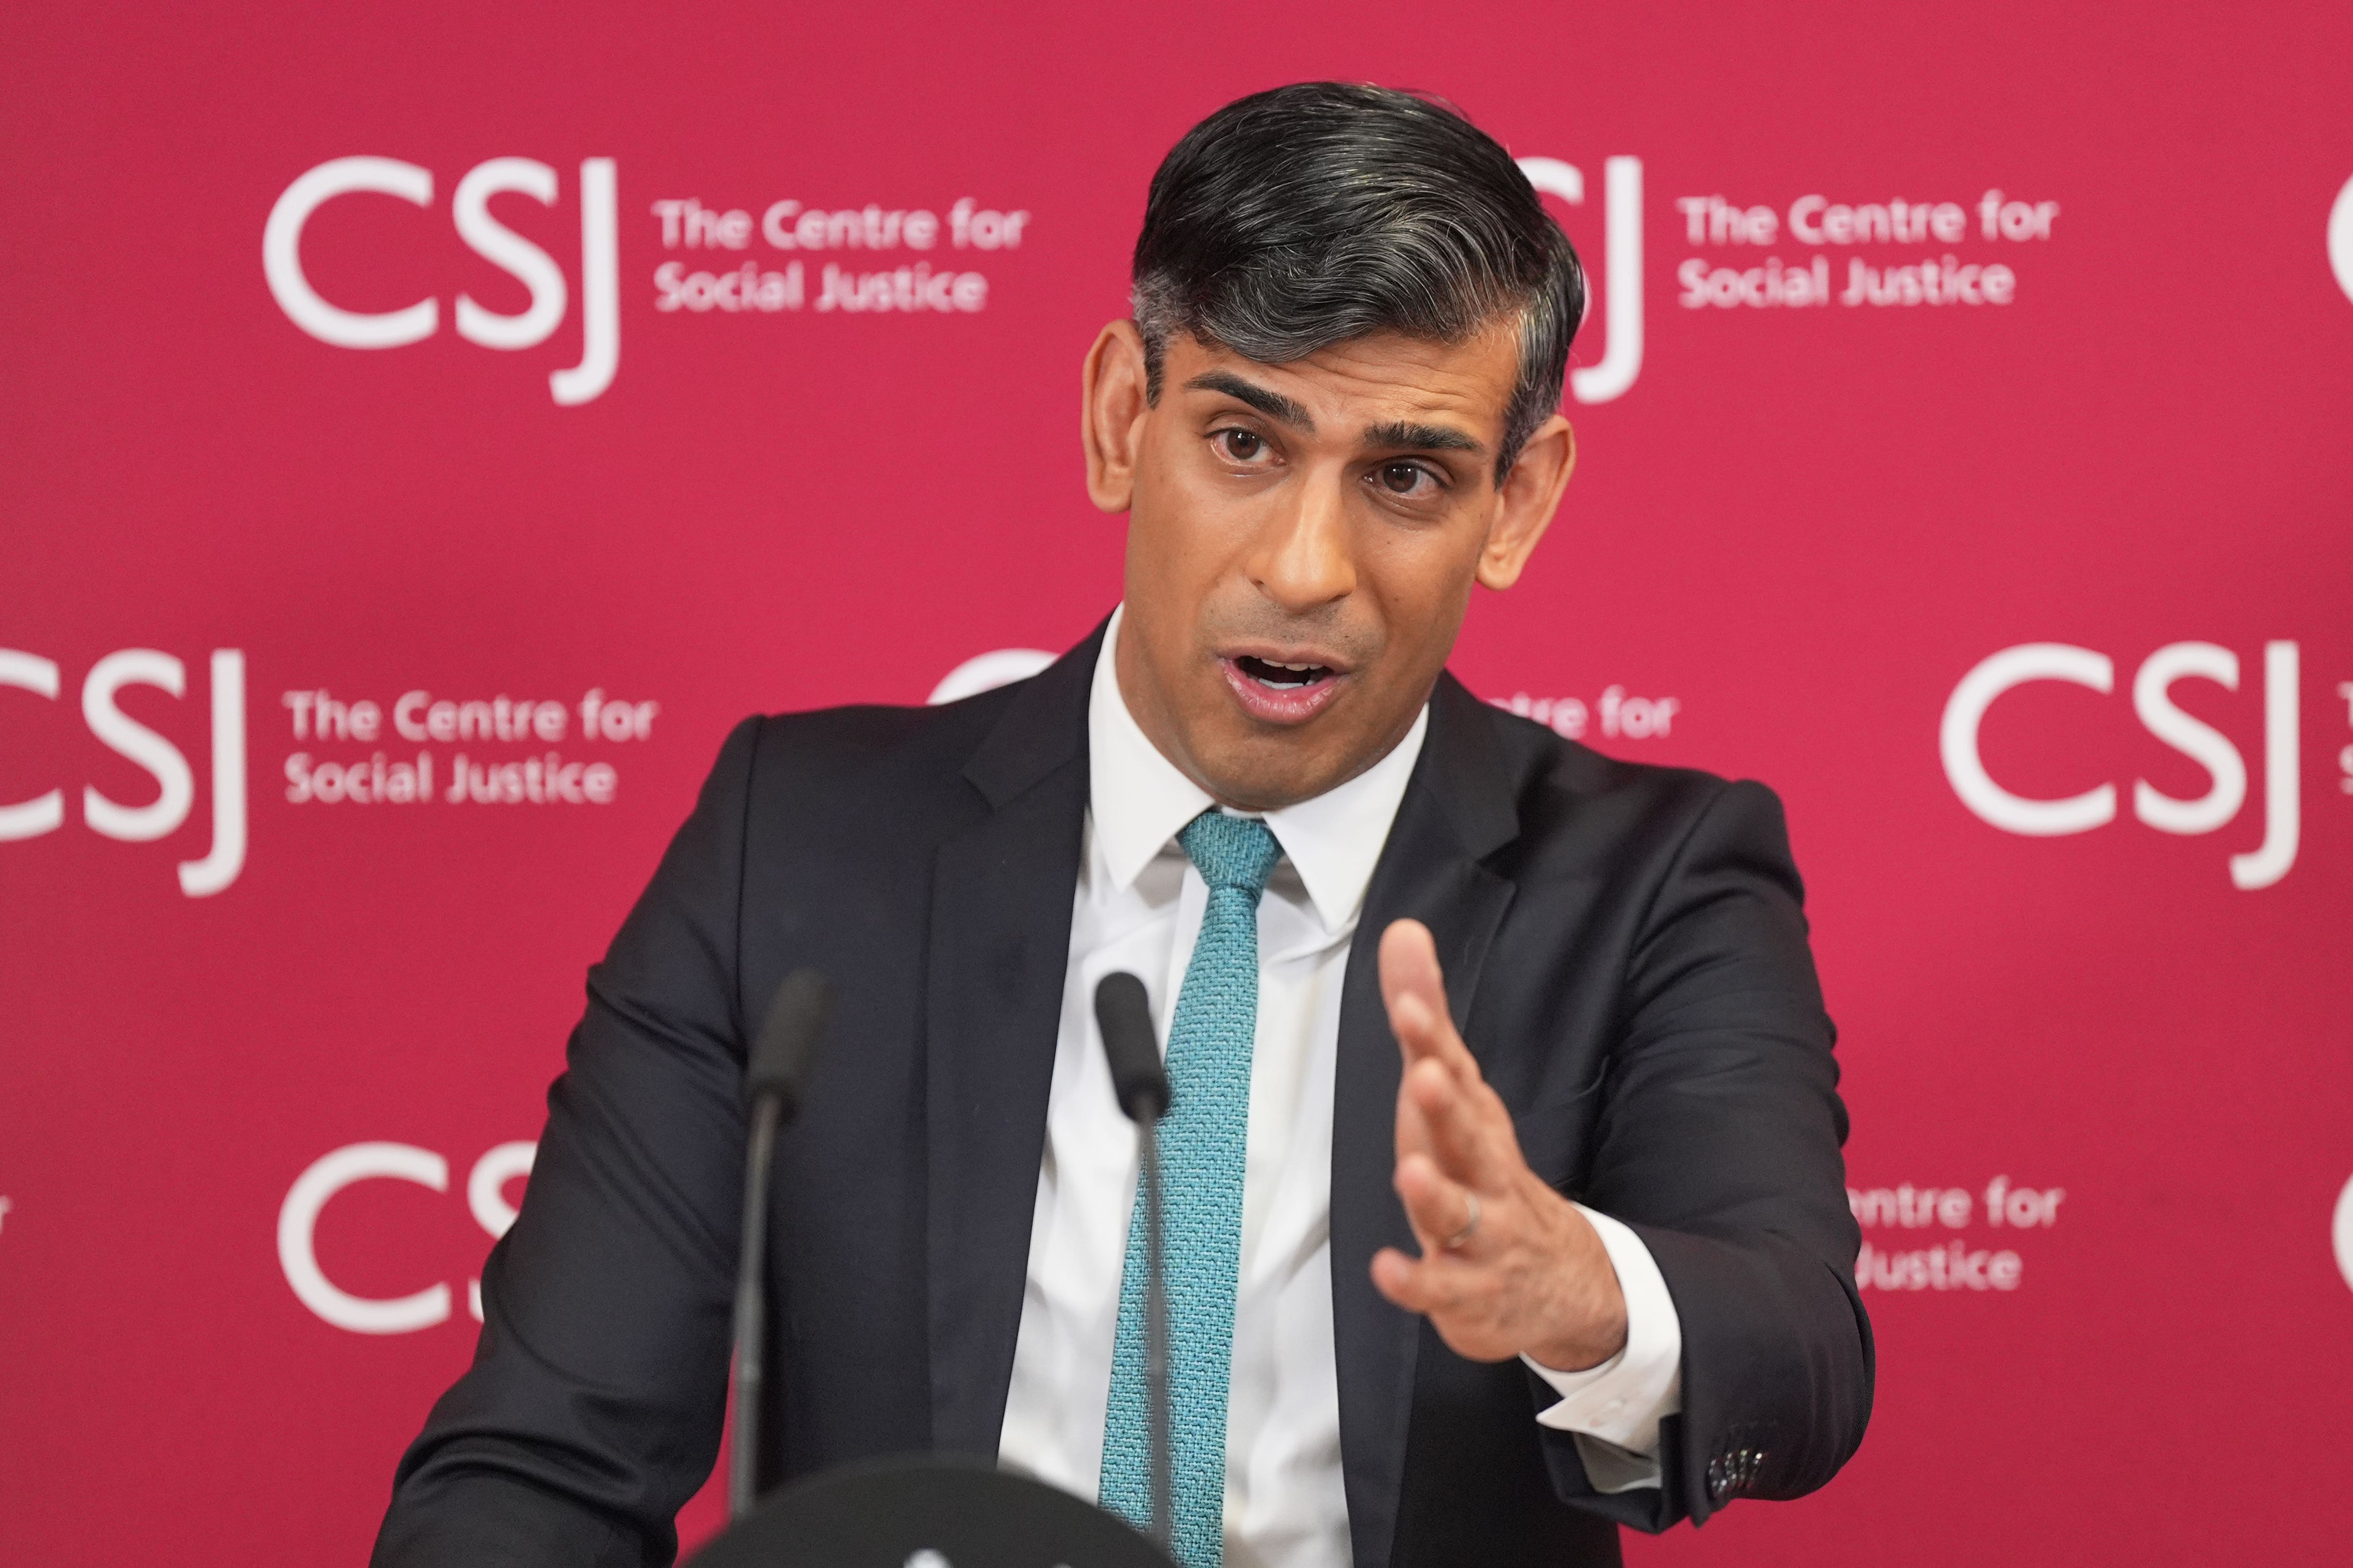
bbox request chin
[1194,725,1351,813]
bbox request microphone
[1095,972,1169,1121]
[1093,972,1172,1553]
[731,968,834,1520]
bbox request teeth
[1235,655,1330,691]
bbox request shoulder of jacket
[1465,704,1808,895]
[1478,702,1742,816]
[738,682,1020,779]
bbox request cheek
[1133,458,1268,586]
[1351,515,1485,633]
[1125,469,1238,639]
[1124,441,1200,573]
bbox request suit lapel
[924,626,1100,1456]
[1332,674,1520,1568]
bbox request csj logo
[1941,640,2301,888]
[0,647,246,897]
[265,155,618,405]
[280,1141,535,1333]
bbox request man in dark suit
[374,82,1870,1568]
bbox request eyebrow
[1184,371,1313,430]
[1363,420,1486,458]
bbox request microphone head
[745,968,833,1116]
[1093,971,1169,1123]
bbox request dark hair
[1132,82,1585,485]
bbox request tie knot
[1178,810,1281,896]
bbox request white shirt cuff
[1522,1204,1683,1493]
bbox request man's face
[1082,323,1573,812]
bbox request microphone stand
[731,1089,782,1520]
[730,969,834,1522]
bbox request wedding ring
[1442,1192,1481,1251]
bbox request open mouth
[1220,653,1346,724]
[1234,654,1335,689]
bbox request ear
[1475,412,1575,591]
[1081,319,1151,514]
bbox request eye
[1213,427,1269,464]
[1373,460,1439,498]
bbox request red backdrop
[4,3,2350,1562]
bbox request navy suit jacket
[373,624,1872,1567]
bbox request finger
[1378,918,1443,1016]
[1380,921,1469,1070]
[1387,987,1449,1071]
[1393,1151,1479,1247]
[1394,1058,1434,1162]
[1370,1247,1430,1311]
[1403,1057,1514,1192]
[1370,1247,1460,1315]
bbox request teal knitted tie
[1100,810,1282,1568]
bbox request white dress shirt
[997,608,1682,1566]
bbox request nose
[1248,468,1355,613]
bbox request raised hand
[1368,918,1628,1371]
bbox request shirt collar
[1088,604,1429,932]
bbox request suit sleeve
[371,716,764,1568]
[1545,778,1872,1532]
